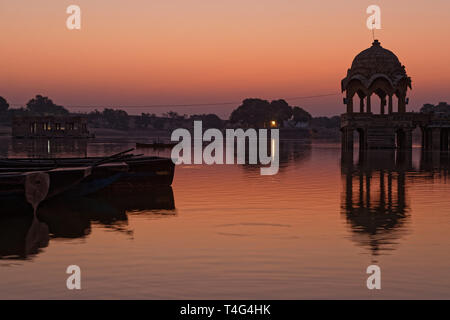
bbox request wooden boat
[0,149,135,168]
[0,171,50,210]
[66,162,129,197]
[0,154,175,192]
[102,155,175,191]
[0,163,128,197]
[0,167,92,212]
[136,141,177,149]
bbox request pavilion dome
[341,40,411,91]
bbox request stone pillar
[421,127,426,149]
[346,94,353,113]
[388,95,393,114]
[360,97,364,113]
[404,128,413,150]
[397,138,413,168]
[432,128,441,151]
[341,147,354,166]
[423,128,432,150]
[341,128,354,151]
[398,94,406,113]
[380,98,386,115]
[358,128,367,150]
[441,129,449,151]
[366,95,371,113]
[432,150,441,169]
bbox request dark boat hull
[0,163,128,197]
[0,156,175,192]
[0,172,50,206]
[101,157,174,192]
[0,167,91,215]
[66,162,128,196]
[45,167,92,199]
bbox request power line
[10,92,339,109]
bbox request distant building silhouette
[12,115,91,138]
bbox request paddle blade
[25,172,50,211]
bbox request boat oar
[92,148,135,167]
[24,171,51,215]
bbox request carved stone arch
[346,79,369,98]
[367,74,394,89]
[368,77,395,96]
[368,77,394,114]
[355,89,368,113]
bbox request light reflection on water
[0,137,450,299]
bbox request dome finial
[372,39,381,46]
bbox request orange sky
[1,0,449,117]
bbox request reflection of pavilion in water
[419,150,450,177]
[341,150,411,258]
[0,187,175,260]
[342,148,450,258]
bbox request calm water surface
[0,137,449,299]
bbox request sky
[1,0,449,118]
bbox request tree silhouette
[230,98,271,127]
[230,98,308,128]
[102,108,129,130]
[26,95,69,115]
[420,102,450,116]
[162,111,186,120]
[310,116,340,128]
[270,99,293,124]
[292,106,312,122]
[0,96,9,114]
[136,113,156,129]
[189,114,224,128]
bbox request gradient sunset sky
[1,0,449,117]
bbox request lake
[0,137,449,299]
